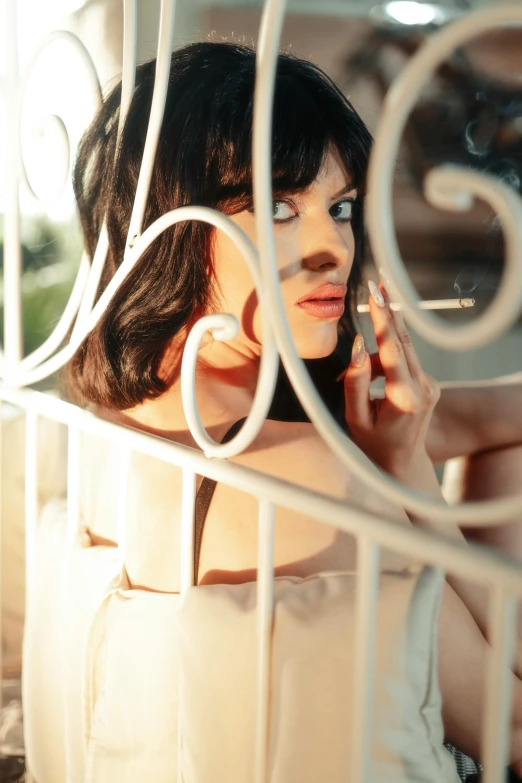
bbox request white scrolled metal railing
[253,0,522,528]
[71,0,138,340]
[17,29,104,203]
[1,0,522,781]
[367,6,522,351]
[3,0,23,375]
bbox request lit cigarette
[356,297,475,313]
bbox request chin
[294,328,339,360]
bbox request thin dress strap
[194,417,247,583]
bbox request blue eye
[272,201,296,222]
[329,199,353,222]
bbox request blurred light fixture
[64,0,85,10]
[52,0,85,11]
[371,1,458,27]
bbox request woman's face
[211,150,357,360]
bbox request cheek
[212,229,261,340]
[213,232,246,296]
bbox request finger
[378,270,425,382]
[367,280,413,395]
[343,333,373,429]
[369,351,384,381]
[337,351,382,383]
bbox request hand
[343,279,440,488]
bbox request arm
[253,428,522,768]
[426,372,522,464]
[342,282,522,765]
[430,373,522,566]
[438,580,522,768]
[395,447,522,680]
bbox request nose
[300,216,353,273]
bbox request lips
[296,283,347,319]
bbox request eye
[329,199,354,222]
[272,200,296,222]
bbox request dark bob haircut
[69,41,372,414]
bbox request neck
[117,339,261,442]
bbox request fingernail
[378,267,394,296]
[368,279,385,308]
[351,333,366,366]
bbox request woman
[70,41,522,777]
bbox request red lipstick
[296,283,347,319]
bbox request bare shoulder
[198,418,411,585]
[233,418,409,525]
[231,419,351,500]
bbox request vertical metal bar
[126,0,176,247]
[116,445,130,565]
[67,426,81,549]
[351,536,380,782]
[24,410,38,595]
[3,0,23,378]
[72,0,138,339]
[120,0,138,129]
[254,499,275,783]
[0,403,3,708]
[481,587,517,783]
[180,469,196,594]
[178,468,196,783]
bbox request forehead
[313,151,352,189]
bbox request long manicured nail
[378,267,394,296]
[368,279,385,308]
[351,333,366,366]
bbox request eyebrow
[333,183,357,199]
[271,182,358,201]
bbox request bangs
[204,51,371,213]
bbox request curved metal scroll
[2,0,522,525]
[252,0,522,527]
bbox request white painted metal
[198,0,466,17]
[1,1,522,780]
[252,0,522,526]
[3,0,23,380]
[366,6,522,350]
[3,386,522,600]
[254,499,275,783]
[17,29,103,204]
[24,410,39,594]
[253,0,522,526]
[180,469,197,593]
[0,403,3,710]
[66,425,81,551]
[70,226,110,344]
[3,0,520,526]
[116,444,131,564]
[72,0,138,339]
[482,588,518,783]
[178,467,197,783]
[351,538,380,782]
[126,0,177,249]
[21,114,71,203]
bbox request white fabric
[84,569,182,783]
[177,569,460,783]
[22,500,120,783]
[23,500,460,783]
[82,571,459,782]
[1,404,67,676]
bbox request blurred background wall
[2,0,521,388]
